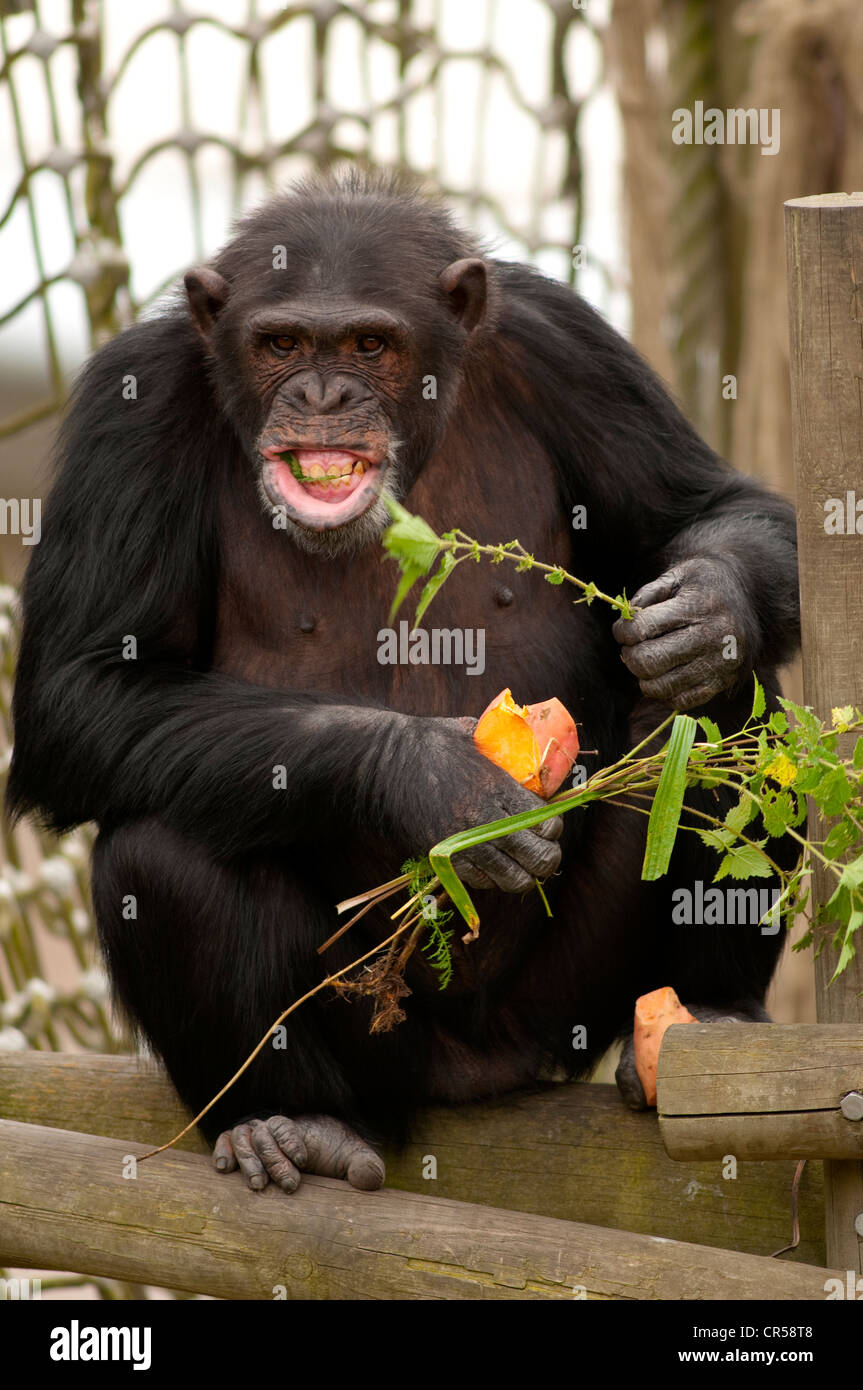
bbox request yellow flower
[764,753,797,787]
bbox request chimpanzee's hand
[392,715,564,894]
[612,557,753,711]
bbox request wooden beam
[659,1023,863,1159]
[0,1119,839,1300]
[785,191,863,1273]
[0,1052,825,1264]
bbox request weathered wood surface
[0,1051,825,1264]
[0,1119,838,1300]
[659,1024,863,1159]
[785,191,863,1272]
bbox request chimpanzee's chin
[287,501,393,558]
[257,474,397,558]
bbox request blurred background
[1,0,862,1294]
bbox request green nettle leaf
[642,715,697,881]
[821,881,850,924]
[768,710,788,735]
[839,854,863,891]
[854,736,863,771]
[792,793,809,826]
[388,562,426,624]
[713,842,774,881]
[762,791,793,839]
[792,926,814,953]
[414,551,456,624]
[382,500,447,621]
[382,498,443,573]
[813,766,853,816]
[545,568,565,585]
[583,582,598,604]
[751,674,766,720]
[793,764,822,793]
[698,716,722,745]
[724,795,757,835]
[777,696,821,739]
[823,820,859,860]
[698,827,737,851]
[829,926,859,984]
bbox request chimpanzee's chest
[211,450,614,727]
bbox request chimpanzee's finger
[228,1121,269,1191]
[469,842,535,894]
[627,569,682,611]
[612,595,690,647]
[620,625,705,679]
[249,1118,302,1193]
[212,1130,238,1173]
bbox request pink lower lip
[261,451,385,530]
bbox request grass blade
[642,714,697,881]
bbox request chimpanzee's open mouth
[259,447,387,530]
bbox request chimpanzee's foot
[212,1114,386,1194]
[614,1001,770,1110]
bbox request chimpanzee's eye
[269,335,298,356]
[357,335,384,355]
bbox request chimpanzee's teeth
[281,454,371,486]
[310,460,368,486]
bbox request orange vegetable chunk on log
[633,985,698,1107]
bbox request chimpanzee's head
[184,171,492,555]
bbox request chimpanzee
[8,171,799,1194]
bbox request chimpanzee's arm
[496,265,799,706]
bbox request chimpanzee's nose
[284,371,369,414]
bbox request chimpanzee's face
[248,295,413,552]
[184,204,487,557]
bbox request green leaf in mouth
[278,450,304,481]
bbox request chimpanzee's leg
[91,817,426,1190]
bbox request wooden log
[785,191,863,1272]
[0,1119,838,1300]
[659,1023,863,1160]
[0,1051,825,1264]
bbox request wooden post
[658,1023,863,1160]
[785,192,863,1273]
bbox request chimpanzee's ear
[184,267,229,338]
[439,258,488,333]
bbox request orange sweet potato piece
[633,986,698,1107]
[474,688,580,798]
[525,696,580,797]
